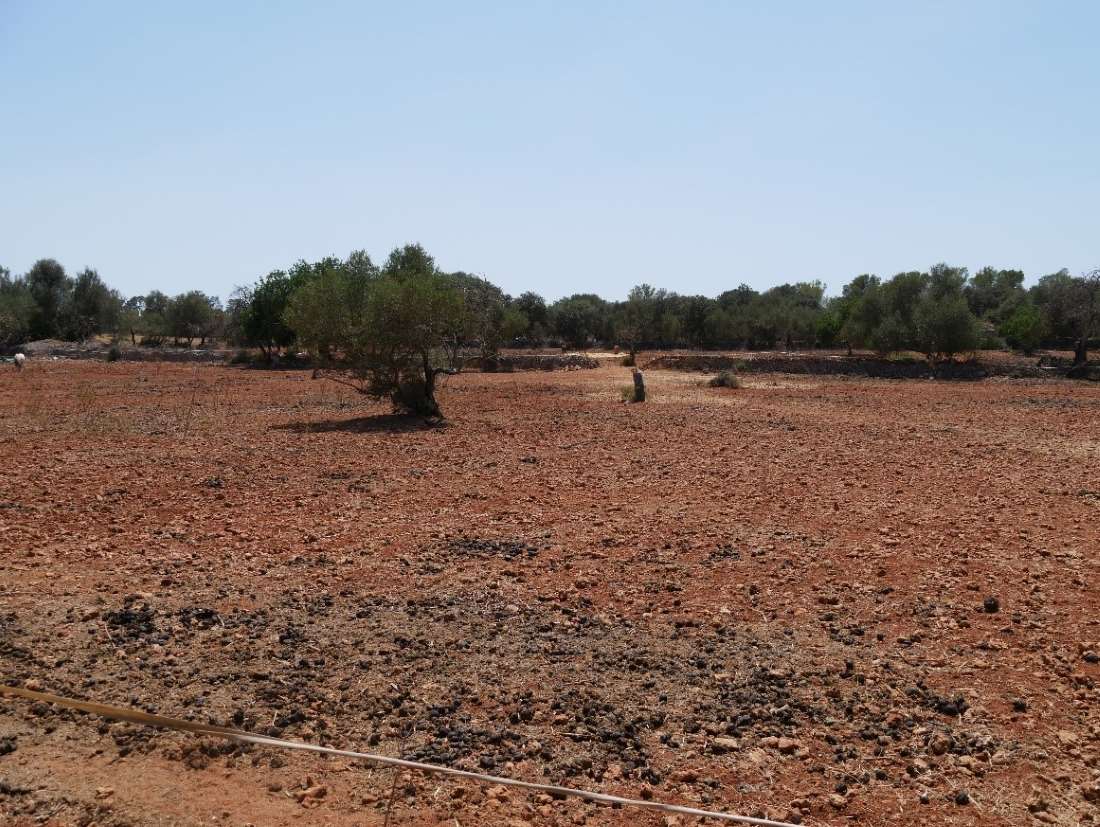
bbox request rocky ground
[0,360,1098,826]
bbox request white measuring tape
[1,685,802,827]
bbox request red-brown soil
[1,360,1098,826]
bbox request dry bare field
[1,360,1098,826]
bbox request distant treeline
[2,252,1098,364]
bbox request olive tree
[291,245,469,418]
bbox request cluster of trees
[531,266,1100,363]
[233,245,525,415]
[0,259,224,349]
[4,254,1098,378]
[0,259,122,345]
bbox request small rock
[983,596,1000,613]
[777,737,802,755]
[828,793,847,808]
[955,790,971,806]
[670,769,698,784]
[1027,796,1048,813]
[712,737,739,752]
[294,785,327,803]
[1057,730,1078,747]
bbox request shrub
[620,385,640,403]
[106,344,122,362]
[620,354,635,367]
[1000,303,1046,355]
[230,348,254,364]
[708,369,741,388]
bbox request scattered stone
[929,734,951,755]
[1027,796,1048,813]
[294,784,327,804]
[955,790,971,806]
[776,737,802,755]
[983,596,1000,614]
[670,769,698,784]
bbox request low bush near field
[708,369,741,388]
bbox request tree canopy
[3,252,1099,378]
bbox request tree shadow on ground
[273,414,445,434]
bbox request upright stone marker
[632,368,646,403]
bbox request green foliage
[65,268,121,341]
[284,256,372,361]
[106,344,122,362]
[511,292,548,345]
[914,292,979,360]
[870,313,911,355]
[6,249,1091,368]
[999,303,1045,354]
[550,294,609,348]
[615,283,663,354]
[445,270,509,361]
[966,266,1025,324]
[815,303,843,347]
[500,306,529,344]
[166,291,220,347]
[26,258,69,339]
[240,272,298,358]
[0,267,35,347]
[1030,268,1100,363]
[289,245,469,417]
[837,274,882,350]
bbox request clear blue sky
[1,1,1096,302]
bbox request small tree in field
[290,245,468,418]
